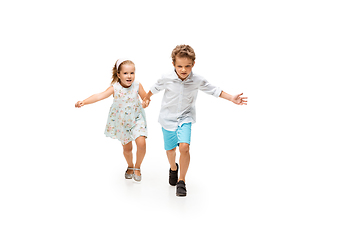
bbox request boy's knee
[179,143,189,154]
[166,147,176,154]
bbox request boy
[142,45,247,196]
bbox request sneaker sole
[176,192,187,197]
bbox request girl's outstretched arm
[75,86,114,108]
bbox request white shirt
[150,70,222,131]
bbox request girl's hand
[75,101,84,108]
[232,93,248,105]
[142,99,150,108]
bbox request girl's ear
[117,72,121,79]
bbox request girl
[75,59,148,182]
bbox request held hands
[232,93,248,105]
[142,98,151,108]
[75,101,84,108]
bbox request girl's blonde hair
[111,60,135,85]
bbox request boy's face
[173,56,195,80]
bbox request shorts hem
[162,123,191,151]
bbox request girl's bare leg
[134,136,146,176]
[123,141,134,174]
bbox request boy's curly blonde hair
[171,45,196,63]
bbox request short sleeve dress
[104,81,147,145]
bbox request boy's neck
[175,70,191,81]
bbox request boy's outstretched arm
[220,91,248,105]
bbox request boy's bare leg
[134,136,146,176]
[178,143,190,182]
[123,142,134,174]
[166,147,177,171]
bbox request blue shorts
[162,123,192,151]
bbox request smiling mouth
[126,80,132,82]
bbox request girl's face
[117,64,135,88]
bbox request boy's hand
[142,98,150,108]
[232,93,248,105]
[75,101,84,108]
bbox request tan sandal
[133,168,142,182]
[125,168,134,179]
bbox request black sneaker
[176,180,187,197]
[169,163,179,186]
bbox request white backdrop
[1,0,359,239]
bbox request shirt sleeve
[150,77,166,94]
[199,79,222,97]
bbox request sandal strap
[127,168,135,170]
[133,168,141,171]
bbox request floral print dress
[104,81,147,145]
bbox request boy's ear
[193,61,195,67]
[172,61,175,67]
